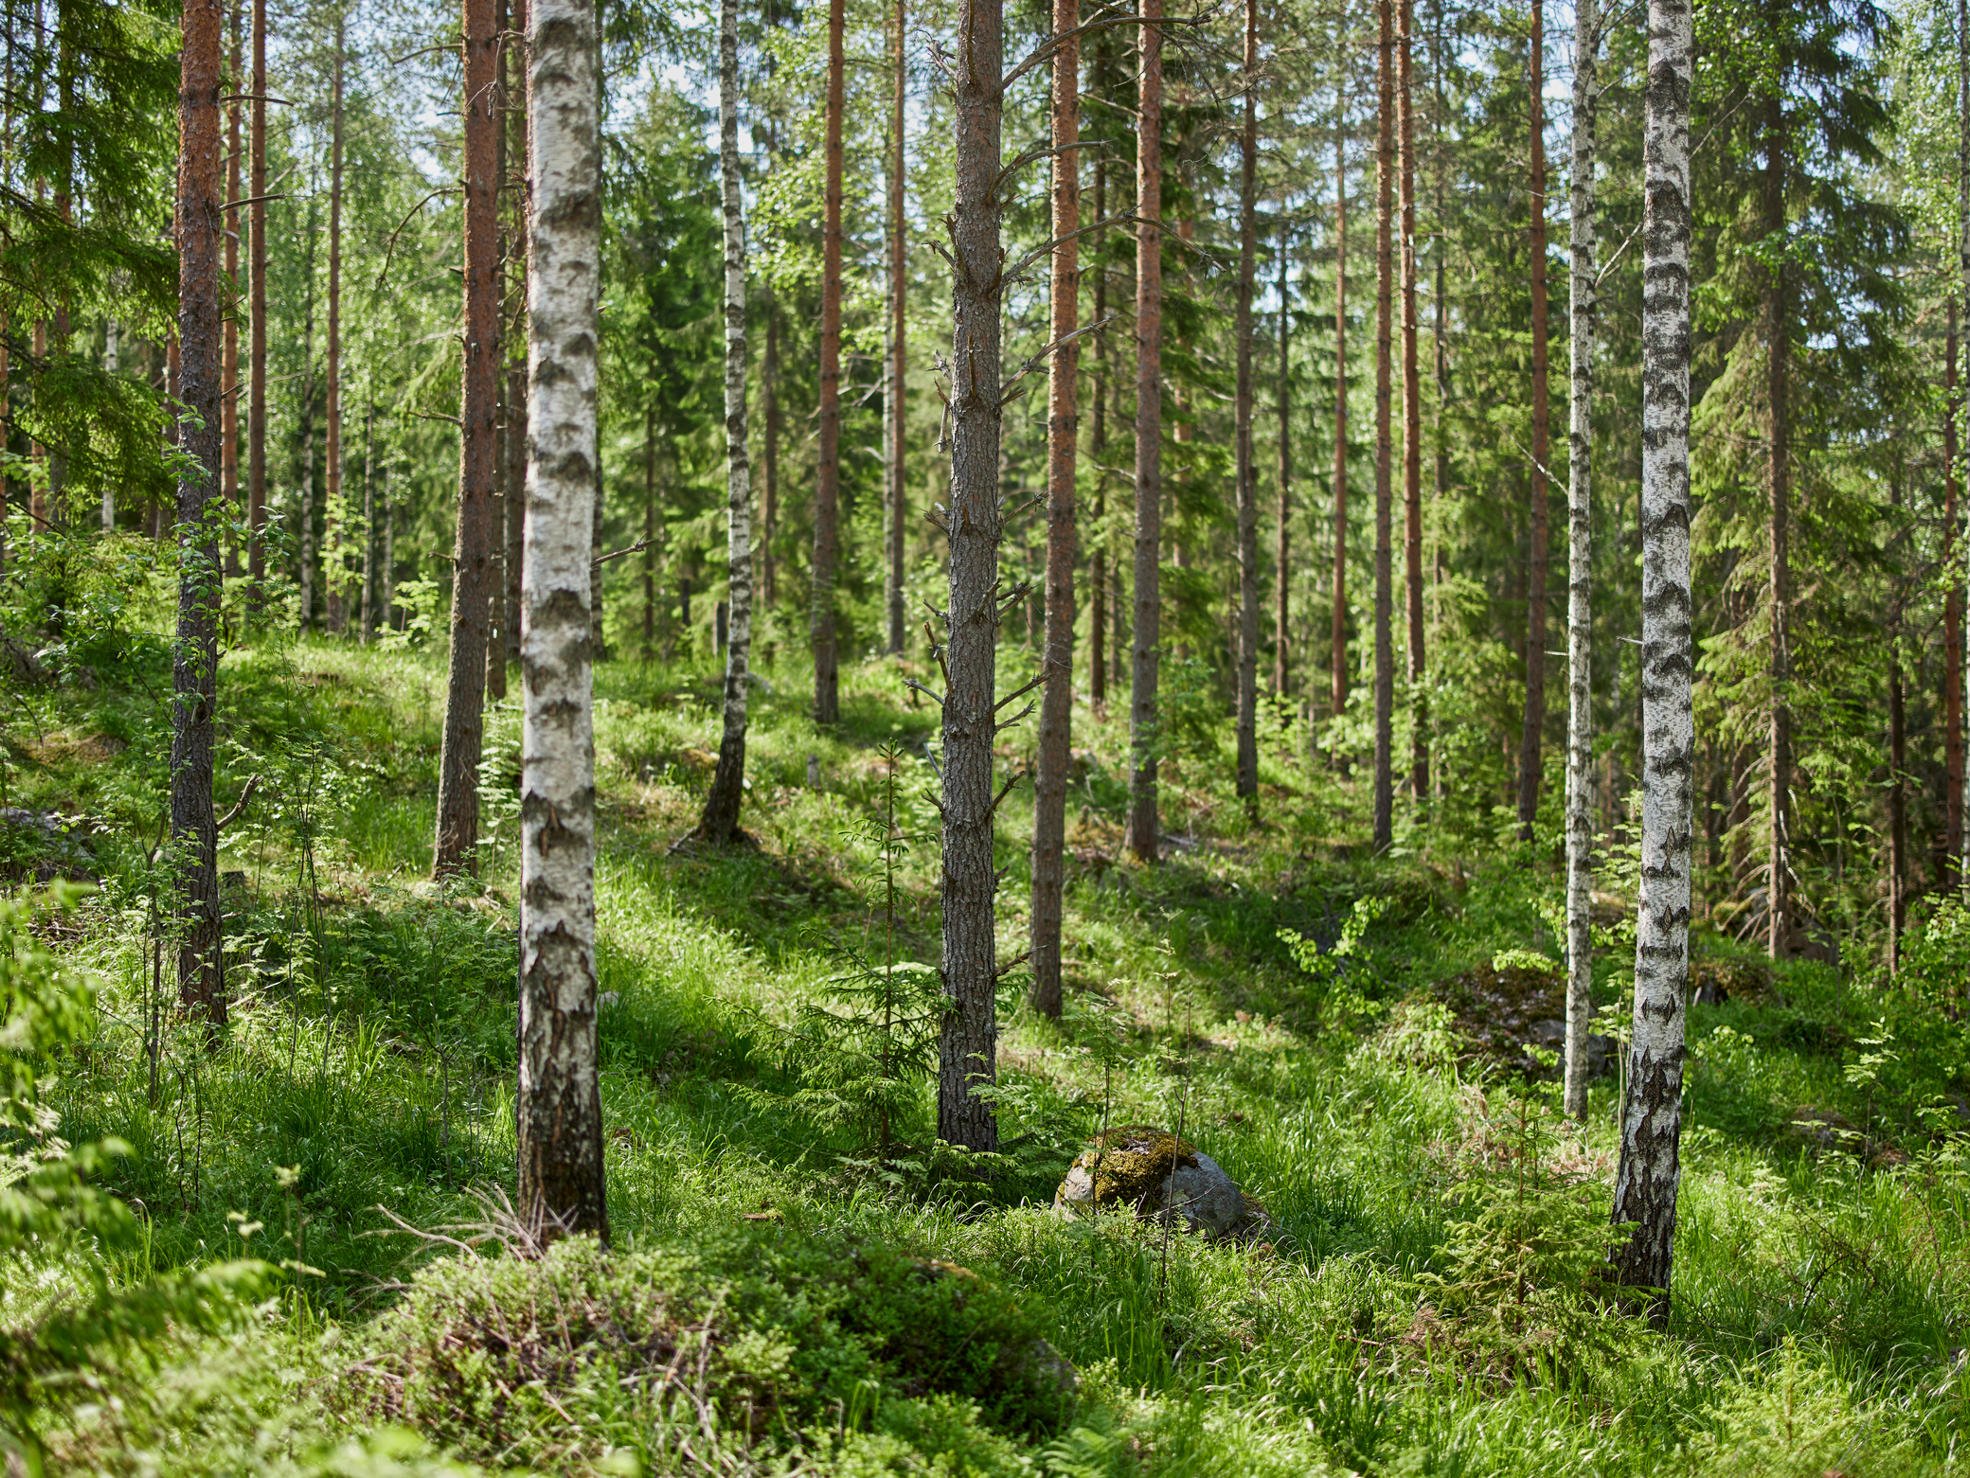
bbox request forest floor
[9,625,1970,1475]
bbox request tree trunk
[885,0,908,655]
[1030,0,1080,1019]
[504,0,529,670]
[1516,0,1551,841]
[222,0,241,574]
[1398,0,1425,801]
[1889,458,1907,974]
[1610,0,1692,1326]
[1562,0,1597,1121]
[1763,94,1790,958]
[1233,0,1260,810]
[761,273,780,614]
[297,194,317,630]
[434,0,503,878]
[812,0,845,725]
[247,0,268,592]
[487,0,511,701]
[1089,154,1108,712]
[936,0,1006,1152]
[1125,0,1164,863]
[697,0,754,845]
[1372,0,1395,850]
[1274,208,1291,702]
[1950,301,1965,890]
[1955,0,1970,891]
[174,0,226,1026]
[642,411,656,660]
[325,11,345,635]
[1330,68,1349,725]
[517,0,607,1243]
[361,399,377,639]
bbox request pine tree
[1233,0,1261,811]
[1372,0,1395,850]
[1126,0,1165,862]
[885,0,907,656]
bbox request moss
[1078,1126,1199,1208]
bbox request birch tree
[1562,0,1597,1120]
[695,0,753,845]
[1030,0,1079,1018]
[936,0,1007,1152]
[517,0,607,1241]
[434,0,503,877]
[1611,0,1693,1324]
[174,0,225,1025]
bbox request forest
[2,0,1969,1468]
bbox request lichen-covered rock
[1054,1126,1251,1239]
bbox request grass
[5,612,1969,1475]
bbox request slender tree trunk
[698,0,754,844]
[812,0,845,725]
[1516,0,1551,840]
[1611,0,1692,1325]
[324,12,346,634]
[247,0,267,592]
[486,0,511,701]
[1431,0,1448,700]
[642,409,656,660]
[1126,0,1164,863]
[174,0,226,1025]
[1949,303,1965,889]
[1889,458,1907,974]
[434,0,503,878]
[1330,69,1349,725]
[937,0,1006,1151]
[1397,0,1425,801]
[1030,0,1080,1019]
[762,271,780,614]
[1274,208,1291,702]
[885,0,908,655]
[1763,94,1790,958]
[517,0,607,1242]
[1089,154,1108,712]
[361,398,377,639]
[1562,0,1597,1120]
[1233,0,1260,810]
[380,457,394,627]
[103,322,120,530]
[503,0,529,669]
[1371,0,1395,850]
[1955,0,1969,890]
[297,194,317,630]
[222,0,241,574]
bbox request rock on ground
[1054,1126,1254,1239]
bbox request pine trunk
[1516,0,1550,841]
[504,0,529,670]
[1398,0,1425,800]
[487,0,511,701]
[325,15,345,635]
[360,400,376,638]
[1889,461,1907,973]
[1232,0,1260,809]
[1274,209,1291,701]
[1126,0,1164,863]
[222,1,241,573]
[434,0,503,878]
[1330,71,1349,725]
[936,0,1006,1152]
[1089,155,1108,712]
[698,0,754,845]
[517,0,607,1242]
[1949,304,1964,888]
[1764,97,1790,958]
[1610,0,1693,1325]
[885,0,908,655]
[247,0,267,590]
[1371,0,1394,850]
[812,0,845,725]
[1956,0,1970,889]
[1562,0,1597,1120]
[1030,0,1080,1019]
[174,0,226,1025]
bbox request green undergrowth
[3,632,1968,1473]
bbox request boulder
[1054,1126,1252,1239]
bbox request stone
[1054,1126,1252,1239]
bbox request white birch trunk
[1562,0,1597,1121]
[698,0,752,843]
[516,0,606,1241]
[1610,0,1692,1323]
